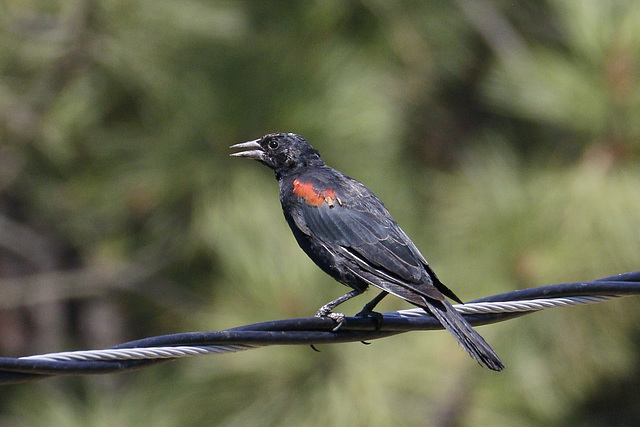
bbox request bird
[230,132,504,371]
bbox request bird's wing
[290,182,448,304]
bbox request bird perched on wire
[230,132,504,371]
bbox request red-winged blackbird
[230,132,504,371]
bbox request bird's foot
[315,309,346,331]
[355,308,384,331]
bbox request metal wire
[395,295,616,317]
[17,295,615,364]
[19,344,259,363]
[1,271,639,385]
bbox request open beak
[229,138,264,160]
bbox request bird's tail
[421,297,504,371]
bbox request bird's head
[230,133,324,178]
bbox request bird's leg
[316,289,363,331]
[315,289,363,316]
[355,291,388,330]
[356,291,388,316]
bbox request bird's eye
[268,140,279,150]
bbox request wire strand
[1,271,638,384]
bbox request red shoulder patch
[293,179,338,207]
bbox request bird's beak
[229,138,264,160]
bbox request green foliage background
[2,0,640,425]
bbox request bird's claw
[327,312,346,331]
[315,310,346,331]
[355,308,384,331]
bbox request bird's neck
[275,157,325,181]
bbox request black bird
[230,132,504,371]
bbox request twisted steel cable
[1,271,638,384]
